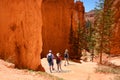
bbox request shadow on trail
[60,70,71,73]
[67,63,77,66]
[51,70,71,73]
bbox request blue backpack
[47,55,52,62]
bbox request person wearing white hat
[56,53,62,72]
[47,50,54,73]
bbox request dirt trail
[0,57,119,80]
[41,58,117,80]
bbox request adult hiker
[47,50,54,73]
[56,53,62,72]
[64,49,69,66]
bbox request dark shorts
[48,61,53,66]
[56,60,61,64]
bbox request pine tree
[94,0,114,64]
[86,20,95,54]
[77,20,87,57]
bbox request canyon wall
[73,1,85,30]
[0,0,44,71]
[110,0,120,55]
[41,0,74,57]
[75,1,85,27]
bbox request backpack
[47,55,52,62]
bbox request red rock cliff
[72,1,85,33]
[75,1,85,27]
[110,0,120,55]
[42,0,74,57]
[0,0,44,71]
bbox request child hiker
[56,53,62,72]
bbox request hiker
[47,50,54,73]
[64,49,69,66]
[56,53,62,72]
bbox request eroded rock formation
[73,1,85,30]
[41,0,74,57]
[110,0,120,55]
[0,0,44,71]
[75,1,85,27]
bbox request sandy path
[0,57,119,80]
[41,58,115,80]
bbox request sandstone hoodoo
[0,0,44,71]
[41,0,74,57]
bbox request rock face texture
[73,1,85,29]
[0,0,44,71]
[110,0,120,55]
[41,0,74,57]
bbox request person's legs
[51,62,54,70]
[64,58,67,66]
[66,58,69,64]
[57,64,59,72]
[59,62,62,71]
[49,66,52,73]
[58,63,61,72]
[49,62,52,73]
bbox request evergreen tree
[94,0,113,64]
[86,20,95,54]
[77,20,87,57]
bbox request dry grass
[95,61,120,74]
[95,66,120,74]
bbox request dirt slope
[0,59,60,80]
[42,58,120,80]
[0,57,120,80]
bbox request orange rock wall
[110,0,120,55]
[41,0,74,57]
[72,1,85,32]
[0,0,44,71]
[74,1,85,27]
